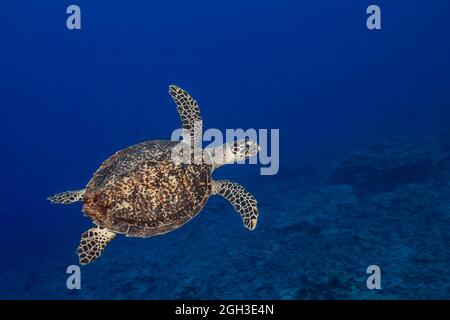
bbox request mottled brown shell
[82,140,212,237]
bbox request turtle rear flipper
[212,180,258,230]
[77,227,116,265]
[47,189,85,204]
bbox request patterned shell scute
[82,140,211,237]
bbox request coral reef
[2,132,449,299]
[330,135,450,195]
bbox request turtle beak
[246,141,260,158]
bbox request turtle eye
[232,140,240,154]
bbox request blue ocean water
[1,0,450,299]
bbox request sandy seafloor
[2,129,449,300]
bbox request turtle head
[218,139,260,165]
[206,139,260,170]
[231,139,260,162]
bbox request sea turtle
[48,85,260,265]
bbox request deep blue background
[1,1,450,299]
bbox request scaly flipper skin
[47,189,86,204]
[212,180,258,230]
[169,85,203,149]
[77,227,116,265]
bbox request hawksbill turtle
[48,85,260,265]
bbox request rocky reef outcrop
[330,134,450,195]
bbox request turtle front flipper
[212,180,258,230]
[169,85,203,149]
[47,189,85,204]
[77,227,116,265]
